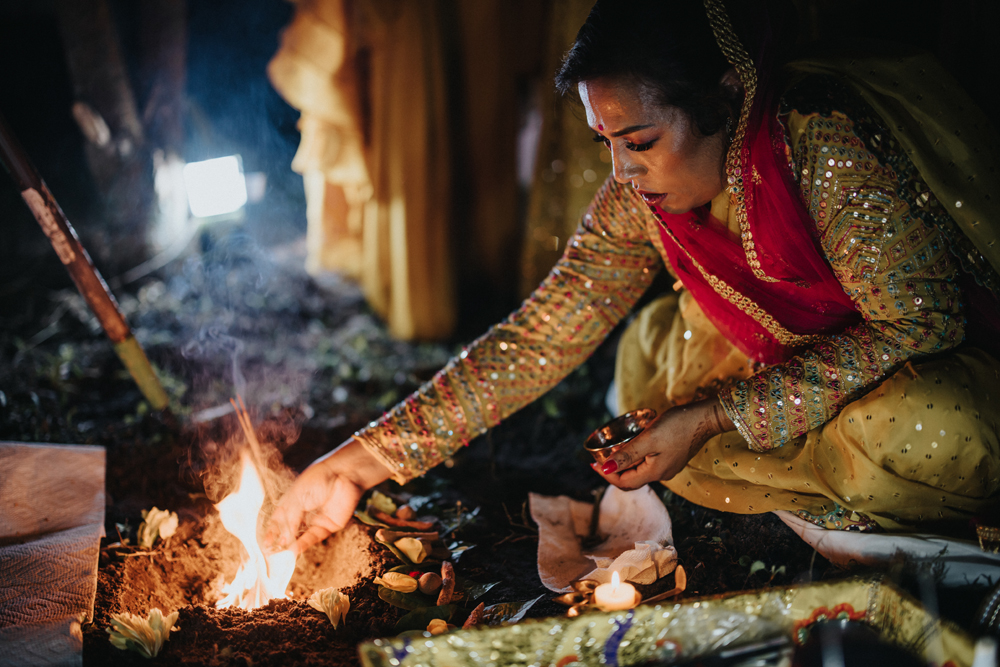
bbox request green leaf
[394,605,457,632]
[378,587,436,611]
[448,542,475,562]
[406,493,443,513]
[542,397,561,418]
[440,507,481,537]
[738,555,752,568]
[711,536,722,543]
[354,510,389,528]
[749,560,766,576]
[481,595,544,626]
[455,577,499,602]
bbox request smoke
[170,231,311,509]
[182,326,247,399]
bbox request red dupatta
[650,0,861,364]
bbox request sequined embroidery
[703,0,778,282]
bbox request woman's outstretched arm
[267,177,664,549]
[353,176,663,484]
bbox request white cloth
[777,510,1000,587]
[529,485,677,592]
[0,442,106,667]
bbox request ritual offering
[592,570,640,612]
[584,408,657,467]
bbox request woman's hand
[591,398,733,490]
[265,437,391,555]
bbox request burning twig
[229,396,282,509]
[581,487,606,549]
[231,398,265,477]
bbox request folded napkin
[529,485,677,592]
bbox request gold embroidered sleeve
[721,110,964,451]
[354,177,662,483]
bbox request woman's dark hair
[555,0,794,136]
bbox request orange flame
[215,450,295,610]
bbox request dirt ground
[0,232,991,665]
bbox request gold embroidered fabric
[359,577,976,667]
[719,102,965,451]
[701,0,775,282]
[355,178,662,483]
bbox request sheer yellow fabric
[614,291,753,415]
[519,0,612,297]
[268,0,455,340]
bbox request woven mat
[0,442,105,667]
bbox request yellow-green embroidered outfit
[354,55,1000,531]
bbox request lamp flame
[611,570,621,591]
[215,450,295,610]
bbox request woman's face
[579,76,728,214]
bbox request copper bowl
[584,408,658,466]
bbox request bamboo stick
[0,113,169,410]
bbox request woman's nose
[611,148,642,184]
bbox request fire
[215,450,295,610]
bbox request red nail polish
[602,460,618,475]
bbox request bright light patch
[183,156,248,218]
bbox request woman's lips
[636,190,666,207]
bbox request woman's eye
[592,133,611,148]
[625,140,654,152]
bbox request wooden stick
[370,509,435,531]
[230,397,267,473]
[437,561,455,606]
[0,113,168,410]
[229,396,280,506]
